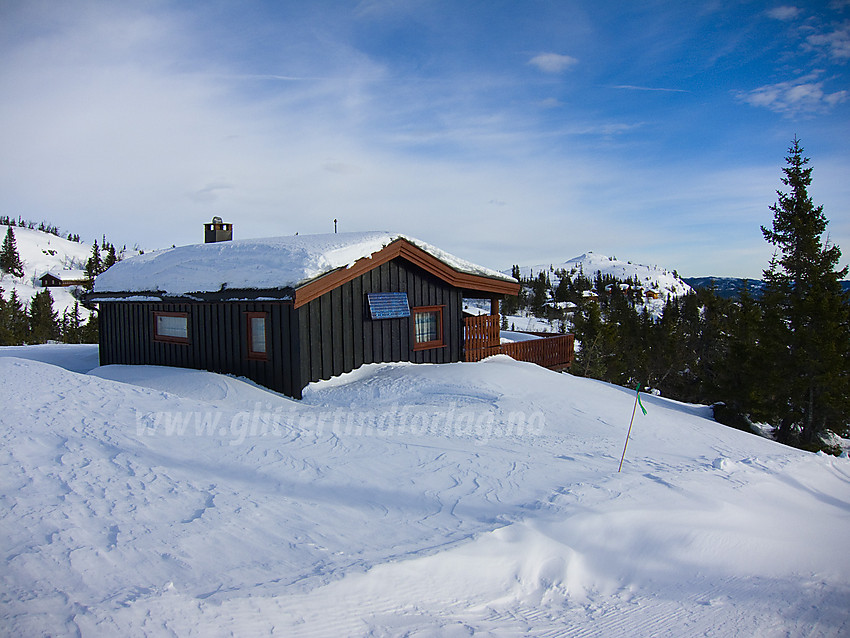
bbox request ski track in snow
[1,351,849,636]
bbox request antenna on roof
[334,218,338,234]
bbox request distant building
[39,270,88,288]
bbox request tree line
[506,139,850,453]
[0,215,81,243]
[0,286,97,345]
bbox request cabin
[87,231,522,399]
[40,270,89,288]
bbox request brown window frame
[153,311,190,345]
[246,311,268,361]
[412,305,445,351]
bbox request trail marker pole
[618,384,647,472]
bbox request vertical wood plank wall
[98,256,466,399]
[298,257,463,387]
[98,300,302,399]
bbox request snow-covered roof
[93,232,515,297]
[42,269,87,281]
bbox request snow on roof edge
[93,231,516,296]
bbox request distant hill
[0,224,143,323]
[0,226,93,319]
[505,252,692,320]
[511,252,692,296]
[684,277,850,299]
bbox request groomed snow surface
[2,346,849,637]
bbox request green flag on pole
[619,383,648,472]
[636,384,647,416]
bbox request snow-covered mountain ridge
[509,251,693,299]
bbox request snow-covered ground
[500,330,541,344]
[464,300,564,333]
[502,312,564,333]
[2,346,849,636]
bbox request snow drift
[1,348,848,636]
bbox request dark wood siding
[98,300,302,398]
[297,256,463,385]
[98,256,466,399]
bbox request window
[247,312,268,360]
[154,311,189,344]
[413,306,444,350]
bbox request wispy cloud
[736,72,848,115]
[805,20,850,60]
[538,97,563,108]
[189,180,234,204]
[528,53,579,74]
[609,84,689,93]
[766,6,801,21]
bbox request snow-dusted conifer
[2,288,29,344]
[1,226,25,278]
[29,288,59,343]
[760,138,850,448]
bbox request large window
[413,306,444,350]
[247,312,268,360]
[154,311,189,344]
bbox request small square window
[247,312,268,360]
[413,306,444,350]
[154,311,189,344]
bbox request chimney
[204,216,232,243]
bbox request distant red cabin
[40,270,89,288]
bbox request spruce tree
[0,286,8,344]
[572,300,608,379]
[85,240,102,286]
[1,226,25,278]
[2,288,29,344]
[29,289,59,343]
[714,284,766,426]
[530,272,549,314]
[80,311,99,343]
[62,302,84,344]
[103,242,117,270]
[760,138,850,448]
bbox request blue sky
[1,0,848,278]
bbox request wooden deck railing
[463,314,502,362]
[500,335,574,371]
[463,315,574,371]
